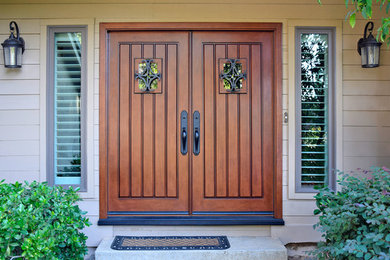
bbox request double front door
[100,24,282,221]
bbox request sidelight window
[295,28,335,192]
[47,26,87,189]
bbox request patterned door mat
[111,236,230,250]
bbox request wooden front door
[99,23,282,223]
[192,32,276,213]
[103,31,190,213]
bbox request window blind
[299,33,329,187]
[54,32,82,185]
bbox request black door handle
[180,111,188,155]
[193,111,200,155]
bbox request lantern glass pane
[16,47,22,66]
[361,45,380,67]
[3,46,10,66]
[2,46,23,67]
[9,47,16,66]
[361,47,368,66]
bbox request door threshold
[98,216,284,225]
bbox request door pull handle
[193,111,200,155]
[180,111,188,155]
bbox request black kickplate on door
[111,236,230,250]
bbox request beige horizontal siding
[345,141,390,157]
[344,156,390,170]
[344,111,390,126]
[0,110,39,125]
[0,156,39,171]
[343,81,390,95]
[0,95,39,110]
[344,126,390,141]
[0,65,40,79]
[0,140,39,156]
[0,125,39,140]
[0,80,40,94]
[0,4,347,20]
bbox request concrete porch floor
[95,236,287,260]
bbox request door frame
[99,22,283,225]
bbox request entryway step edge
[95,236,287,260]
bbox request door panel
[192,32,275,213]
[107,32,189,212]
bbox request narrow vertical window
[47,27,87,189]
[296,28,334,192]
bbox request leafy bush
[313,167,390,259]
[0,181,90,259]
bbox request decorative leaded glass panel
[134,58,163,93]
[219,58,247,94]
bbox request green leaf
[349,13,356,28]
[386,233,390,242]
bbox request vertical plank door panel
[142,44,155,197]
[105,32,189,212]
[119,44,130,198]
[227,44,239,197]
[204,44,215,198]
[154,44,167,197]
[239,44,251,197]
[251,44,262,198]
[167,44,178,198]
[215,44,227,198]
[130,44,143,197]
[192,31,277,212]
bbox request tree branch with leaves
[318,0,390,45]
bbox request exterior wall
[0,0,389,247]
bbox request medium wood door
[192,31,276,213]
[100,24,282,221]
[105,31,189,213]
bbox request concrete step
[95,236,287,260]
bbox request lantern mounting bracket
[9,21,25,54]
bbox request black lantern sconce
[357,22,382,68]
[1,21,25,68]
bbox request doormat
[111,236,230,250]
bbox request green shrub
[0,181,90,260]
[313,167,390,259]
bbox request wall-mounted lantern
[1,21,25,68]
[357,21,382,68]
